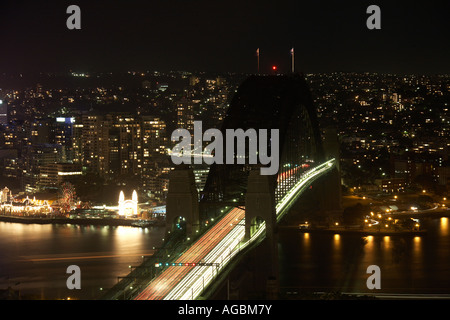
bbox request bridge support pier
[244,170,276,241]
[320,126,343,216]
[165,166,199,238]
[244,169,279,298]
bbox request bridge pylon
[165,166,200,238]
[244,169,279,298]
[244,169,276,241]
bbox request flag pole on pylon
[290,47,294,73]
[256,48,260,74]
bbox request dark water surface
[0,222,165,299]
[278,217,450,295]
[1,217,449,299]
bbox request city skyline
[0,1,449,75]
[1,70,448,204]
[1,1,450,304]
[1,69,449,302]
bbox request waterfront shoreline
[279,225,427,236]
[0,214,164,228]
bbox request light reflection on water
[440,217,448,236]
[278,217,450,295]
[0,222,165,299]
[2,216,450,299]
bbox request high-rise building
[22,143,61,193]
[28,119,52,145]
[39,163,82,191]
[141,116,167,158]
[189,75,200,86]
[67,112,171,199]
[72,119,84,165]
[53,117,75,162]
[78,114,110,174]
[0,100,7,125]
[107,125,120,175]
[140,116,169,199]
[0,149,20,180]
[109,113,142,176]
[176,98,194,131]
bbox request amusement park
[0,183,165,226]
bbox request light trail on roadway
[134,159,335,300]
[134,207,244,300]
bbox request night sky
[0,0,449,74]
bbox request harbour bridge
[101,73,341,300]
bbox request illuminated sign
[58,171,82,176]
[56,117,75,123]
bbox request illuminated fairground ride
[0,191,53,215]
[56,182,78,213]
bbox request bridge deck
[132,159,335,300]
[135,207,245,300]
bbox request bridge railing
[276,158,336,222]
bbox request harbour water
[278,217,450,296]
[0,216,449,299]
[0,222,165,299]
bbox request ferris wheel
[58,182,76,211]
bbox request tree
[342,203,366,225]
[414,173,437,192]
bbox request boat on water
[131,219,156,228]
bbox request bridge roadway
[134,207,245,300]
[134,159,336,300]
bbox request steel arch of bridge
[102,74,339,301]
[200,74,325,216]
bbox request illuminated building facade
[22,143,62,194]
[77,114,110,174]
[118,190,138,217]
[53,117,75,162]
[0,99,7,125]
[39,163,82,190]
[176,98,194,131]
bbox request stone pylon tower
[244,170,276,242]
[165,165,200,238]
[244,169,278,299]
